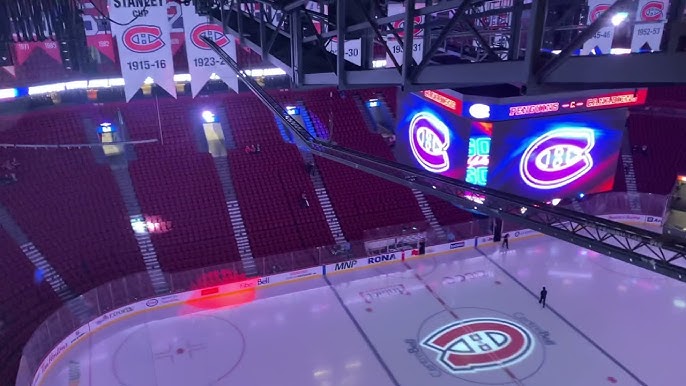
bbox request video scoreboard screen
[394,92,471,181]
[487,109,626,201]
[394,91,627,201]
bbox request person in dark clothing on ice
[539,287,548,308]
[501,233,509,250]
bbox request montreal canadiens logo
[641,1,664,21]
[519,128,595,190]
[123,25,165,53]
[409,112,450,173]
[191,24,230,50]
[392,16,423,38]
[589,4,610,23]
[422,318,534,373]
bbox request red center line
[404,261,524,386]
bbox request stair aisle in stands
[110,165,169,293]
[214,156,257,275]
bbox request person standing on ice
[501,233,509,250]
[539,286,548,308]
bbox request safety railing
[16,191,667,386]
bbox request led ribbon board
[409,112,451,173]
[519,128,595,190]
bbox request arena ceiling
[194,0,686,92]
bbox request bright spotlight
[578,193,585,199]
[611,12,629,26]
[202,110,216,123]
[550,198,561,206]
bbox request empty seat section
[424,195,474,226]
[301,88,424,239]
[224,91,334,256]
[627,113,686,194]
[0,228,61,385]
[0,109,144,295]
[225,94,286,147]
[129,148,241,272]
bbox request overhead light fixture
[611,12,629,26]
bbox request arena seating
[111,99,244,272]
[224,93,334,259]
[0,107,146,295]
[626,112,686,194]
[0,228,61,384]
[300,88,426,240]
[7,85,683,384]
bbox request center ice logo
[122,25,165,53]
[519,128,595,190]
[409,112,451,173]
[421,318,534,373]
[191,24,230,50]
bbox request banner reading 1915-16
[182,2,238,96]
[108,0,176,101]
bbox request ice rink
[40,235,686,386]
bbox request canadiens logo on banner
[182,2,238,96]
[421,318,534,373]
[631,0,668,53]
[108,0,176,101]
[190,24,230,49]
[581,0,616,55]
[519,128,595,190]
[123,25,165,52]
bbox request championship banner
[182,3,238,96]
[167,0,185,54]
[80,0,116,62]
[631,0,668,52]
[581,0,617,55]
[325,38,362,66]
[108,0,176,101]
[12,42,62,66]
[1,66,15,78]
[385,3,425,68]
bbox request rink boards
[30,213,659,386]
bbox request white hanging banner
[109,0,176,101]
[385,39,424,68]
[385,3,425,68]
[580,0,616,55]
[182,3,239,96]
[631,0,668,52]
[325,38,362,66]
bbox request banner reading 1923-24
[108,0,176,101]
[182,2,239,96]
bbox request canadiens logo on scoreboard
[589,4,611,23]
[519,128,595,190]
[640,1,665,21]
[421,318,534,373]
[409,112,451,173]
[122,25,165,53]
[191,24,230,50]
